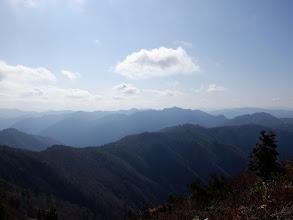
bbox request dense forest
[0,122,293,219]
[128,131,293,219]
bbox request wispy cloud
[145,89,182,97]
[112,95,124,100]
[174,40,193,48]
[75,0,85,5]
[207,84,227,93]
[0,60,104,110]
[272,97,280,102]
[93,39,101,46]
[61,70,79,80]
[112,82,139,95]
[9,0,40,8]
[8,0,86,9]
[167,81,180,87]
[114,46,199,80]
[191,84,227,93]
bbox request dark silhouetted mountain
[225,112,283,127]
[0,128,61,151]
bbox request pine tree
[247,130,280,179]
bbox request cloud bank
[114,47,199,79]
[0,61,103,111]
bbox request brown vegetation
[128,160,293,220]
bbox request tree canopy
[247,130,280,179]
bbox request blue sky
[0,0,292,111]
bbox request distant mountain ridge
[1,107,293,147]
[39,107,229,146]
[225,112,283,127]
[0,128,61,151]
[208,107,293,118]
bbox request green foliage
[247,130,280,180]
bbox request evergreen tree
[247,130,280,179]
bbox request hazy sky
[0,0,292,111]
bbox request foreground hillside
[0,126,247,219]
[129,160,293,220]
[0,124,293,219]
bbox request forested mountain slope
[0,128,61,151]
[0,124,293,219]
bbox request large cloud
[0,60,56,82]
[114,47,199,79]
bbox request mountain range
[1,107,293,147]
[1,123,293,219]
[208,107,293,119]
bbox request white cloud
[191,84,227,93]
[61,70,79,80]
[112,82,139,95]
[207,84,227,93]
[190,84,205,93]
[272,97,280,102]
[174,40,193,48]
[0,60,106,110]
[114,47,200,80]
[0,84,103,107]
[0,60,56,82]
[21,88,44,97]
[146,89,182,97]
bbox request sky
[0,0,292,111]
